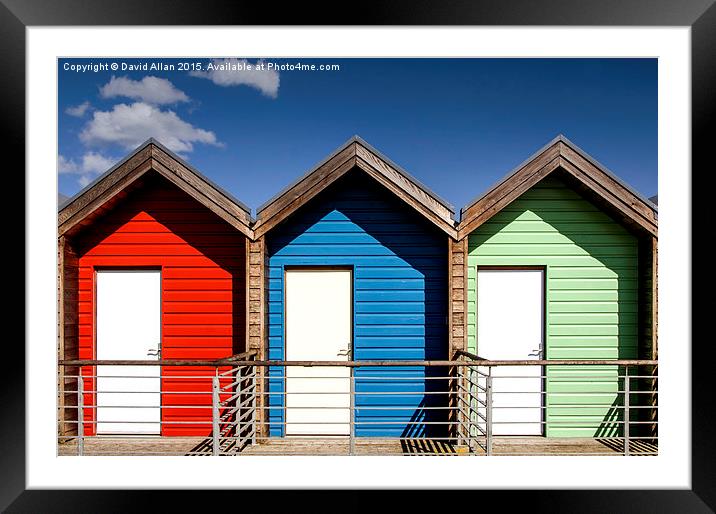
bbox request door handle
[337,349,350,357]
[528,348,541,357]
[147,348,161,357]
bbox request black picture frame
[4,0,714,511]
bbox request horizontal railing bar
[63,402,657,409]
[60,358,658,367]
[63,376,223,380]
[262,391,454,396]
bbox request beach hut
[57,139,253,437]
[249,137,457,438]
[450,135,658,437]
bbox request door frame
[282,265,355,362]
[475,265,547,436]
[280,265,355,436]
[93,267,163,436]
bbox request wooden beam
[448,238,468,355]
[58,157,153,236]
[150,146,252,228]
[253,155,356,239]
[58,236,79,438]
[354,142,454,225]
[557,156,657,237]
[58,142,253,238]
[254,144,357,225]
[58,145,153,228]
[151,159,253,238]
[458,139,658,240]
[59,358,658,367]
[559,143,657,226]
[246,236,268,438]
[652,237,658,359]
[254,140,458,239]
[458,155,561,239]
[355,157,457,238]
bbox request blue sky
[58,58,657,214]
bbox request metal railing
[455,350,658,456]
[58,352,657,456]
[58,352,258,456]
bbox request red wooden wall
[75,173,246,436]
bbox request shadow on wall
[267,171,448,438]
[72,173,246,436]
[74,173,247,357]
[468,173,639,438]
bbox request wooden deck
[58,436,657,456]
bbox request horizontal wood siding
[266,172,448,437]
[75,173,246,436]
[467,176,638,437]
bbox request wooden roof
[58,139,253,239]
[253,136,457,239]
[457,135,658,240]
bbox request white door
[96,270,161,435]
[477,269,544,436]
[285,269,352,436]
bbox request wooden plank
[151,146,252,227]
[253,155,357,238]
[652,237,658,359]
[559,142,657,225]
[58,145,152,226]
[557,157,657,237]
[246,236,268,437]
[255,144,357,222]
[58,237,79,437]
[59,143,254,238]
[59,358,658,367]
[458,140,658,240]
[354,142,453,224]
[57,435,654,456]
[459,144,560,235]
[151,159,253,238]
[57,237,65,438]
[254,141,457,239]
[459,157,561,239]
[356,157,457,238]
[58,157,153,236]
[448,238,468,356]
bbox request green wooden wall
[466,176,638,437]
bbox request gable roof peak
[253,136,457,238]
[58,138,254,238]
[458,134,658,239]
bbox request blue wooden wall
[266,172,448,437]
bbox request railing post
[212,370,220,456]
[235,366,242,453]
[457,363,464,448]
[486,367,493,456]
[251,368,257,446]
[624,366,630,456]
[465,365,471,453]
[77,373,84,456]
[349,366,355,456]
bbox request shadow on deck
[58,436,657,456]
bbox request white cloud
[65,101,91,117]
[79,151,116,175]
[58,154,78,173]
[79,102,221,153]
[58,151,117,188]
[100,75,190,105]
[190,58,279,98]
